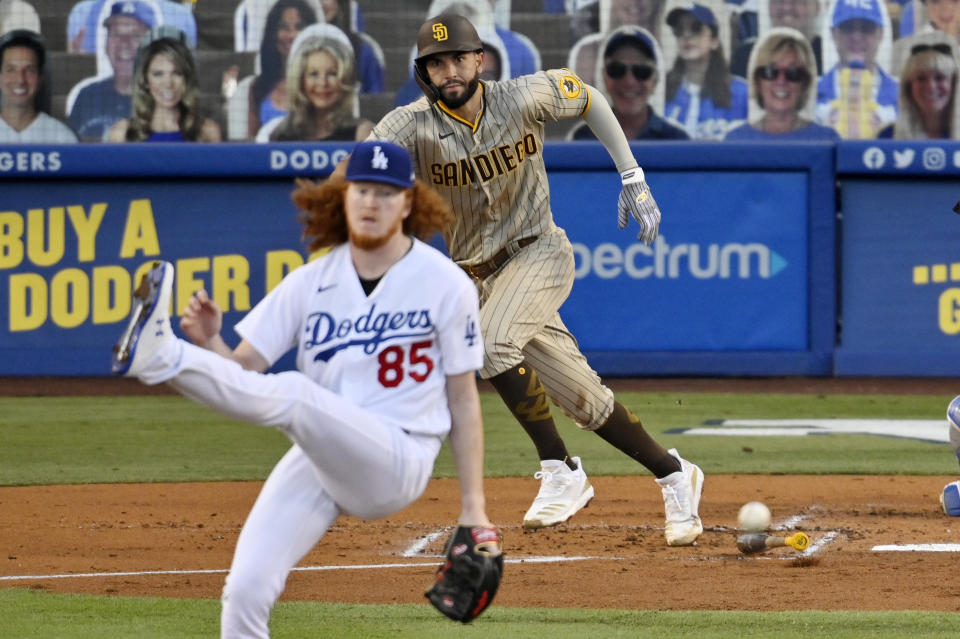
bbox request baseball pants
[477,228,615,430]
[140,339,439,638]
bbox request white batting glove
[618,167,661,246]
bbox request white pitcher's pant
[150,340,438,638]
[220,447,336,639]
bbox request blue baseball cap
[666,2,719,30]
[104,1,155,28]
[346,141,415,189]
[604,26,657,61]
[832,0,883,27]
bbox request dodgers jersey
[370,70,591,265]
[235,239,483,437]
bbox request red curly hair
[292,177,454,252]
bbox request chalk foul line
[872,544,960,552]
[0,556,618,582]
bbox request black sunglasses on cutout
[910,43,953,57]
[605,61,655,81]
[754,63,810,83]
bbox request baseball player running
[363,14,703,545]
[111,141,499,637]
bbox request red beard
[348,214,404,250]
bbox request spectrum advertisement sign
[545,141,835,375]
[551,170,809,352]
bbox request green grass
[471,391,959,477]
[2,590,958,639]
[0,397,291,485]
[1,392,956,485]
[2,390,958,637]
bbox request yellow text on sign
[7,251,308,333]
[0,199,161,269]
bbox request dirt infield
[3,377,959,612]
[3,474,959,611]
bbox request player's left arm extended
[445,371,493,528]
[581,83,662,245]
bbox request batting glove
[618,167,661,246]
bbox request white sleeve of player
[234,266,308,366]
[436,274,484,376]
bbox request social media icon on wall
[893,149,915,168]
[922,148,946,171]
[862,147,885,169]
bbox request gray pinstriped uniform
[371,69,615,430]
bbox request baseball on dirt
[737,501,771,531]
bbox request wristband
[620,167,645,185]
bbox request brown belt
[461,236,538,281]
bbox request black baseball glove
[425,525,503,623]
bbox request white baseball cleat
[522,456,594,529]
[655,448,704,546]
[111,261,175,377]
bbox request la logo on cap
[371,146,389,170]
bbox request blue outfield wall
[835,142,960,376]
[0,140,956,377]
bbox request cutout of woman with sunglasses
[662,1,749,139]
[726,27,839,140]
[880,33,960,138]
[568,25,689,140]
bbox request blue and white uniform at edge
[943,396,960,516]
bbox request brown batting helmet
[413,14,483,102]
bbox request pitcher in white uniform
[111,140,497,638]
